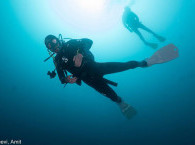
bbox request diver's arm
[73,38,94,66]
[68,38,93,50]
[122,18,128,28]
[135,15,139,21]
[75,78,82,86]
[56,66,67,84]
[122,15,128,28]
[125,24,133,32]
[66,38,93,58]
[133,12,139,22]
[66,75,77,84]
[80,38,93,50]
[73,53,83,67]
[56,67,77,84]
[127,26,133,32]
[122,18,133,32]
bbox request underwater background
[0,0,195,145]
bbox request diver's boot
[117,101,137,119]
[146,43,179,66]
[145,42,158,49]
[139,60,148,68]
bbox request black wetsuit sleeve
[78,39,94,61]
[79,38,93,50]
[76,79,82,86]
[56,64,67,84]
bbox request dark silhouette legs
[128,23,166,49]
[133,28,158,49]
[95,60,147,75]
[139,24,166,42]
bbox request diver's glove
[66,75,77,84]
[47,70,56,79]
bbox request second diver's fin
[118,101,137,119]
[146,43,179,66]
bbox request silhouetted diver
[122,6,166,49]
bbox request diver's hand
[73,53,83,67]
[66,75,77,84]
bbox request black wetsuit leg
[82,76,122,103]
[81,60,146,103]
[95,60,147,75]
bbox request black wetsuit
[55,38,147,103]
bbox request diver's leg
[96,61,147,75]
[139,23,166,42]
[133,28,147,44]
[83,78,122,103]
[83,77,137,119]
[139,23,157,35]
[134,28,158,49]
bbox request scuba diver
[122,6,166,49]
[44,34,178,119]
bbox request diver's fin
[118,101,137,119]
[146,44,179,66]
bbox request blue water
[0,0,195,145]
